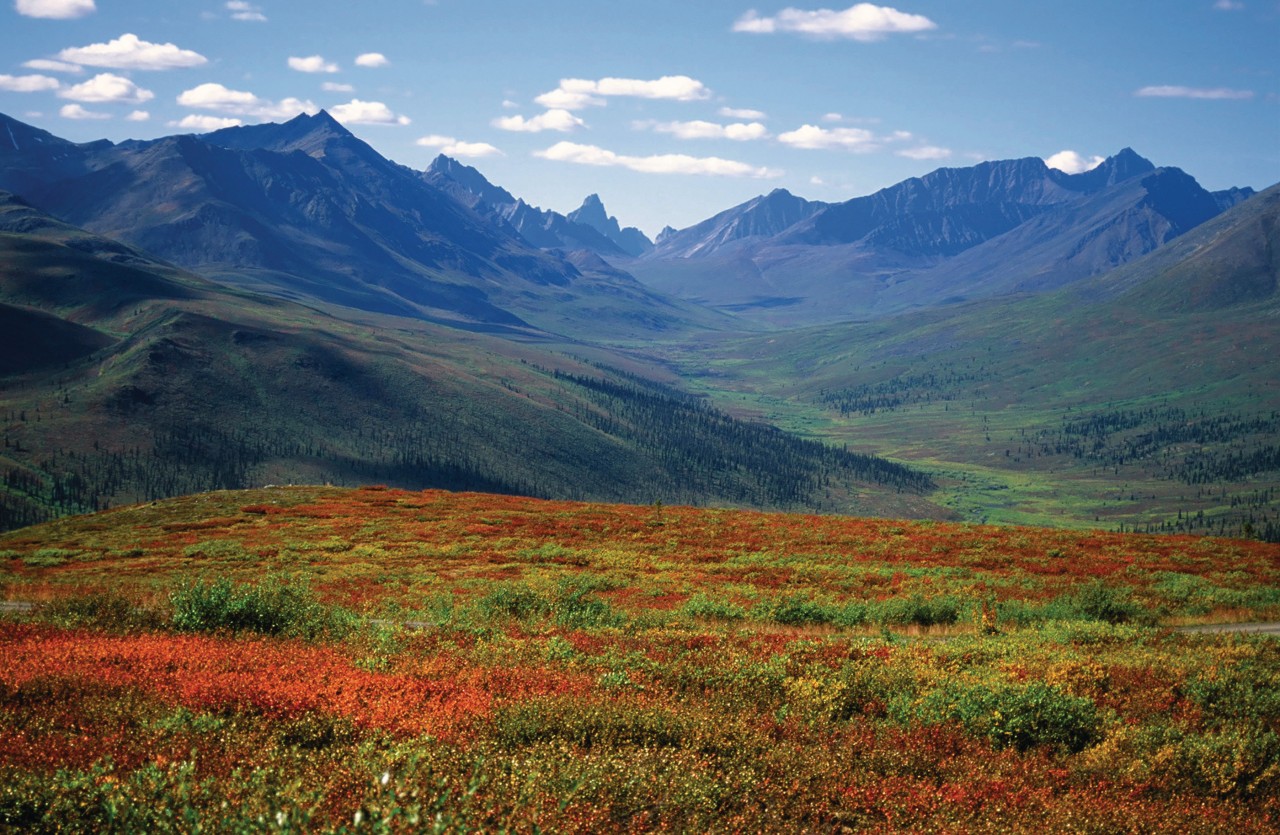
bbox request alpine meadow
[1,2,1278,832]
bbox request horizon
[1,1,1277,235]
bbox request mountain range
[0,111,696,341]
[0,109,1275,536]
[627,149,1254,325]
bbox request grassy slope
[658,185,1280,535]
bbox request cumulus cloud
[733,4,938,41]
[355,52,388,68]
[535,141,781,178]
[1135,85,1253,100]
[59,73,154,104]
[15,0,95,19]
[59,103,110,120]
[0,74,61,93]
[643,119,770,141]
[289,55,340,73]
[177,82,318,120]
[169,114,244,131]
[22,59,82,74]
[897,145,952,160]
[58,34,208,71]
[226,1,266,21]
[415,134,503,158]
[125,110,150,121]
[493,109,584,133]
[1044,150,1105,174]
[777,124,878,151]
[719,106,767,120]
[329,99,410,125]
[322,82,355,93]
[535,75,711,110]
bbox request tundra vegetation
[2,485,1278,832]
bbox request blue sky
[2,1,1277,236]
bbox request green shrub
[873,594,962,628]
[169,576,355,639]
[895,681,1100,753]
[681,593,747,621]
[477,585,550,621]
[762,594,835,626]
[1069,580,1144,624]
[551,578,623,629]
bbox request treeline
[552,369,934,507]
[0,361,935,533]
[0,419,541,533]
[1029,407,1280,485]
[816,364,993,416]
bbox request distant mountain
[0,111,693,339]
[566,194,653,256]
[649,188,825,259]
[424,157,651,257]
[628,149,1257,326]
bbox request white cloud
[493,109,585,133]
[289,55,340,73]
[719,106,767,120]
[169,114,244,131]
[897,145,951,160]
[535,75,711,110]
[22,59,82,74]
[778,124,878,151]
[1214,1,1244,9]
[59,103,110,120]
[1135,85,1253,100]
[126,110,150,121]
[0,74,61,93]
[59,73,154,104]
[415,134,503,158]
[535,141,781,178]
[329,99,410,125]
[1044,150,1105,174]
[58,34,208,71]
[177,82,318,120]
[355,52,389,68]
[15,0,95,19]
[733,4,938,41]
[645,120,770,141]
[322,82,355,93]
[226,1,266,21]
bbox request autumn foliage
[1,486,1278,831]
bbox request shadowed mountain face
[0,112,685,338]
[629,149,1255,326]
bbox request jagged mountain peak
[1060,147,1157,191]
[568,193,653,257]
[201,109,357,156]
[426,154,517,209]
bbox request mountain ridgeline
[628,148,1255,325]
